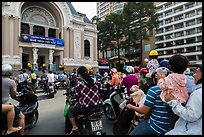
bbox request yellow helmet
[149,50,158,56]
[83,64,93,74]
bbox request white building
[97,2,125,21]
[155,2,202,66]
[2,2,98,71]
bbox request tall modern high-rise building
[97,2,125,21]
[155,2,202,67]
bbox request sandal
[6,126,22,135]
[69,128,79,135]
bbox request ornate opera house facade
[2,2,98,71]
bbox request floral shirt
[72,78,107,108]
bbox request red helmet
[140,68,148,73]
[134,66,140,72]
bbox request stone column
[45,27,49,37]
[30,24,34,35]
[32,48,38,69]
[49,49,55,70]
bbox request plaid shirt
[72,78,107,108]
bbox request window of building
[186,20,195,27]
[165,34,173,40]
[48,28,56,38]
[175,32,184,37]
[165,10,173,16]
[197,27,202,33]
[156,28,163,34]
[165,18,172,24]
[166,42,173,47]
[197,18,202,24]
[185,11,195,18]
[165,26,173,32]
[186,29,196,35]
[174,7,183,13]
[185,2,195,9]
[84,40,90,57]
[197,36,202,42]
[33,25,45,36]
[175,40,184,45]
[21,23,29,34]
[186,37,196,44]
[174,15,183,21]
[174,23,184,29]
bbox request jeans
[129,119,160,135]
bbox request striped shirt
[144,85,172,134]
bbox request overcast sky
[71,2,97,20]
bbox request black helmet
[77,66,88,76]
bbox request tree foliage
[97,2,159,64]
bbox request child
[158,54,189,104]
[147,50,160,75]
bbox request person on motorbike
[46,70,55,92]
[41,70,48,92]
[107,68,120,88]
[2,64,25,135]
[121,66,138,96]
[2,104,22,135]
[67,66,106,135]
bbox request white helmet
[2,64,13,76]
[156,67,170,75]
[184,68,191,75]
[111,68,117,73]
[125,66,134,74]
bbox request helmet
[122,65,128,71]
[134,66,140,72]
[156,67,170,75]
[149,50,158,56]
[125,66,134,74]
[160,59,169,68]
[140,68,148,73]
[2,64,13,76]
[83,64,93,74]
[111,68,117,73]
[144,58,149,63]
[184,68,191,75]
[77,66,88,76]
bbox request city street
[10,89,113,135]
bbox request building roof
[67,2,92,24]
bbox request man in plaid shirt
[67,66,107,134]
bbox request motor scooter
[2,89,39,135]
[103,85,128,120]
[63,88,106,135]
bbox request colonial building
[2,2,98,71]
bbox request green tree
[104,13,124,69]
[122,2,159,64]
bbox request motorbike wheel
[29,110,39,129]
[103,103,117,120]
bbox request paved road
[10,89,114,135]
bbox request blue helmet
[160,59,169,68]
[122,65,128,71]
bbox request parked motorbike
[63,89,106,135]
[103,85,128,120]
[2,90,39,135]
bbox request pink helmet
[140,68,148,73]
[134,66,140,72]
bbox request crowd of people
[2,49,202,135]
